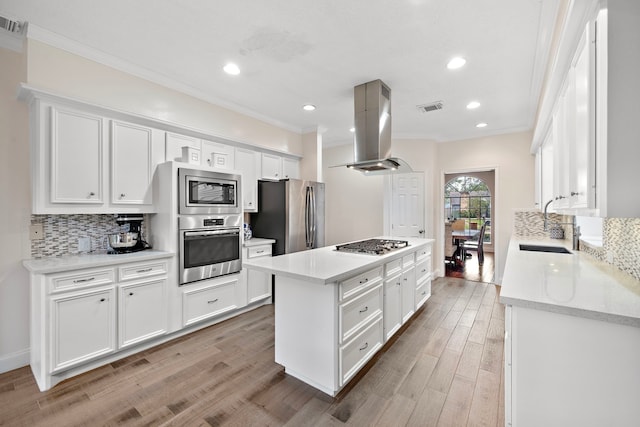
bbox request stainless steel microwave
[178,167,241,215]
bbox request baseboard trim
[0,348,29,374]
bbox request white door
[391,173,425,237]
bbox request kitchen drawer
[384,257,402,278]
[415,277,431,310]
[182,278,239,327]
[49,267,115,293]
[246,245,272,258]
[415,257,430,283]
[339,283,383,344]
[118,261,168,282]
[339,317,383,386]
[339,266,383,301]
[402,253,415,268]
[416,245,432,262]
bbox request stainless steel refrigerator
[250,179,325,255]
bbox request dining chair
[463,221,488,266]
[444,222,457,268]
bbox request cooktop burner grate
[335,238,409,255]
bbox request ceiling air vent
[417,101,444,113]
[0,16,23,34]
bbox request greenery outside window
[445,176,491,244]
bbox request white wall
[0,46,31,371]
[437,132,535,282]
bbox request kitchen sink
[519,244,571,254]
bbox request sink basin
[519,244,571,254]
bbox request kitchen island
[500,238,640,427]
[245,237,434,396]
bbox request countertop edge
[23,250,176,274]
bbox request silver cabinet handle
[256,250,265,254]
[73,277,95,283]
[128,292,134,296]
[207,299,219,304]
[120,193,126,198]
[359,342,368,351]
[359,278,368,284]
[89,192,95,197]
[359,306,368,313]
[137,268,152,273]
[99,298,106,302]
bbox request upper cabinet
[165,132,200,164]
[202,140,235,170]
[282,157,300,180]
[50,106,106,205]
[261,153,282,180]
[235,148,259,212]
[534,2,640,217]
[111,120,162,206]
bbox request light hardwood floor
[0,277,505,426]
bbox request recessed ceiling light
[466,101,481,109]
[476,122,488,128]
[223,63,240,75]
[302,104,316,111]
[447,57,466,70]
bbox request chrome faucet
[542,197,580,250]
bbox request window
[445,176,491,244]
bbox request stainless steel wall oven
[179,214,242,285]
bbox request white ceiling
[0,0,559,147]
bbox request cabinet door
[235,148,259,211]
[247,268,271,304]
[282,157,300,179]
[51,287,116,372]
[111,121,154,205]
[571,24,595,209]
[261,153,282,180]
[401,265,416,323]
[165,132,201,163]
[50,106,105,204]
[202,140,235,170]
[119,279,167,349]
[540,128,555,208]
[383,273,402,341]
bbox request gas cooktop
[335,238,409,255]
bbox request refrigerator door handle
[305,186,311,248]
[310,186,316,248]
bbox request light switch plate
[29,224,44,240]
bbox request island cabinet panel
[339,283,383,344]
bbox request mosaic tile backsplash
[31,214,151,258]
[513,211,640,282]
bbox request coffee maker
[108,214,152,254]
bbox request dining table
[451,229,481,265]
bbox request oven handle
[184,228,240,238]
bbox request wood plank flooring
[446,252,495,283]
[0,277,505,426]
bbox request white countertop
[245,237,434,285]
[243,237,276,247]
[500,237,640,328]
[23,250,175,274]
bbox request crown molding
[25,23,301,134]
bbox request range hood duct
[347,79,412,174]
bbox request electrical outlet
[78,237,90,252]
[29,224,44,240]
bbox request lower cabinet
[29,257,170,391]
[383,272,402,340]
[242,240,274,304]
[51,286,116,373]
[182,276,240,326]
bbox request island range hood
[346,79,412,174]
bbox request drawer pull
[359,278,369,284]
[137,268,153,273]
[422,291,427,296]
[207,299,219,304]
[99,298,106,302]
[129,292,134,296]
[359,306,368,314]
[422,269,427,273]
[73,277,95,284]
[256,250,265,254]
[359,342,368,351]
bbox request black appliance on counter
[108,214,152,254]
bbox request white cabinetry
[111,120,159,206]
[243,241,274,304]
[182,276,241,327]
[400,254,416,323]
[165,132,200,163]
[261,153,282,180]
[235,148,260,212]
[415,246,432,309]
[282,157,300,179]
[51,286,116,373]
[202,140,234,170]
[28,256,170,391]
[50,106,106,205]
[383,258,402,340]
